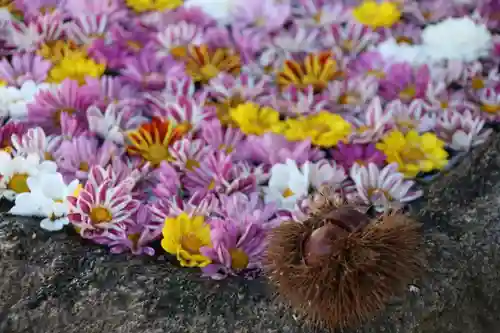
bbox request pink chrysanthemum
[322,21,380,57]
[8,12,65,51]
[65,14,112,45]
[0,121,27,153]
[474,87,500,122]
[382,22,422,46]
[426,82,477,112]
[348,97,392,143]
[324,76,378,114]
[347,51,388,79]
[405,0,454,24]
[27,79,98,134]
[201,119,245,156]
[378,63,431,103]
[13,0,65,21]
[67,165,140,237]
[292,0,351,26]
[385,99,436,133]
[11,126,62,160]
[57,136,121,182]
[169,138,213,171]
[0,53,52,87]
[237,133,324,167]
[183,151,256,197]
[265,85,327,117]
[84,76,141,110]
[155,21,205,57]
[63,0,129,22]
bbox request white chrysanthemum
[435,109,492,152]
[264,159,310,210]
[183,0,236,25]
[421,17,493,62]
[309,159,346,190]
[376,38,429,66]
[10,172,80,231]
[0,151,58,201]
[350,163,423,212]
[0,81,53,119]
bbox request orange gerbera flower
[126,117,189,167]
[181,45,241,84]
[277,51,339,93]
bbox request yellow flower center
[200,64,221,81]
[147,144,171,164]
[180,233,204,254]
[215,94,245,126]
[7,173,29,193]
[185,159,200,171]
[399,85,416,100]
[79,162,89,171]
[471,77,485,90]
[396,36,413,45]
[338,93,361,105]
[126,40,142,51]
[44,152,53,161]
[313,11,322,23]
[282,188,295,198]
[207,180,216,190]
[90,206,112,224]
[229,248,249,270]
[481,103,500,114]
[218,144,234,154]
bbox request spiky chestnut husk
[264,207,423,329]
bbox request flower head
[161,212,212,267]
[352,1,401,28]
[331,142,386,171]
[230,102,280,136]
[0,121,26,153]
[277,51,339,93]
[0,53,52,86]
[376,130,449,178]
[378,63,431,102]
[48,48,106,85]
[350,163,422,211]
[275,111,352,148]
[126,117,189,167]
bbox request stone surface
[1,133,500,333]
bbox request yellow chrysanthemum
[376,130,449,179]
[161,213,212,268]
[277,51,340,93]
[126,117,189,167]
[230,102,281,135]
[126,0,183,12]
[47,48,106,85]
[180,45,241,84]
[37,40,83,63]
[353,0,401,28]
[274,111,352,148]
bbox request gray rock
[1,133,500,333]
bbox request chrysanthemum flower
[238,132,324,167]
[325,76,378,114]
[87,104,146,145]
[350,163,423,211]
[385,99,436,133]
[322,21,380,57]
[161,212,212,267]
[37,40,83,63]
[11,0,60,19]
[201,119,245,155]
[65,14,111,45]
[57,136,120,182]
[309,159,346,190]
[0,80,53,119]
[126,117,189,167]
[10,172,80,231]
[376,129,449,178]
[85,76,141,109]
[27,79,98,134]
[0,151,57,201]
[229,102,280,136]
[47,48,106,85]
[378,63,431,102]
[206,72,269,125]
[184,150,256,197]
[63,0,128,21]
[276,111,352,148]
[264,159,310,211]
[348,97,392,144]
[0,121,26,153]
[425,81,477,112]
[180,44,241,84]
[352,0,401,28]
[265,85,327,117]
[126,0,183,12]
[169,138,213,171]
[277,51,339,93]
[67,169,140,238]
[347,51,388,79]
[155,21,205,58]
[0,53,52,86]
[435,109,492,152]
[292,0,350,26]
[231,0,291,31]
[475,87,500,121]
[9,12,65,52]
[11,126,62,160]
[330,142,386,171]
[200,217,267,279]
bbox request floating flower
[350,163,423,212]
[275,111,352,148]
[277,51,339,92]
[421,17,493,62]
[331,142,386,171]
[161,212,212,267]
[181,44,241,83]
[126,117,189,167]
[10,172,80,231]
[67,165,140,235]
[376,129,449,178]
[229,102,280,136]
[0,151,57,201]
[352,0,401,28]
[435,109,492,152]
[264,159,310,210]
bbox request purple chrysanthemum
[330,142,386,171]
[0,53,52,87]
[378,63,431,103]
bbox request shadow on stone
[1,133,500,333]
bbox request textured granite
[1,133,500,333]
